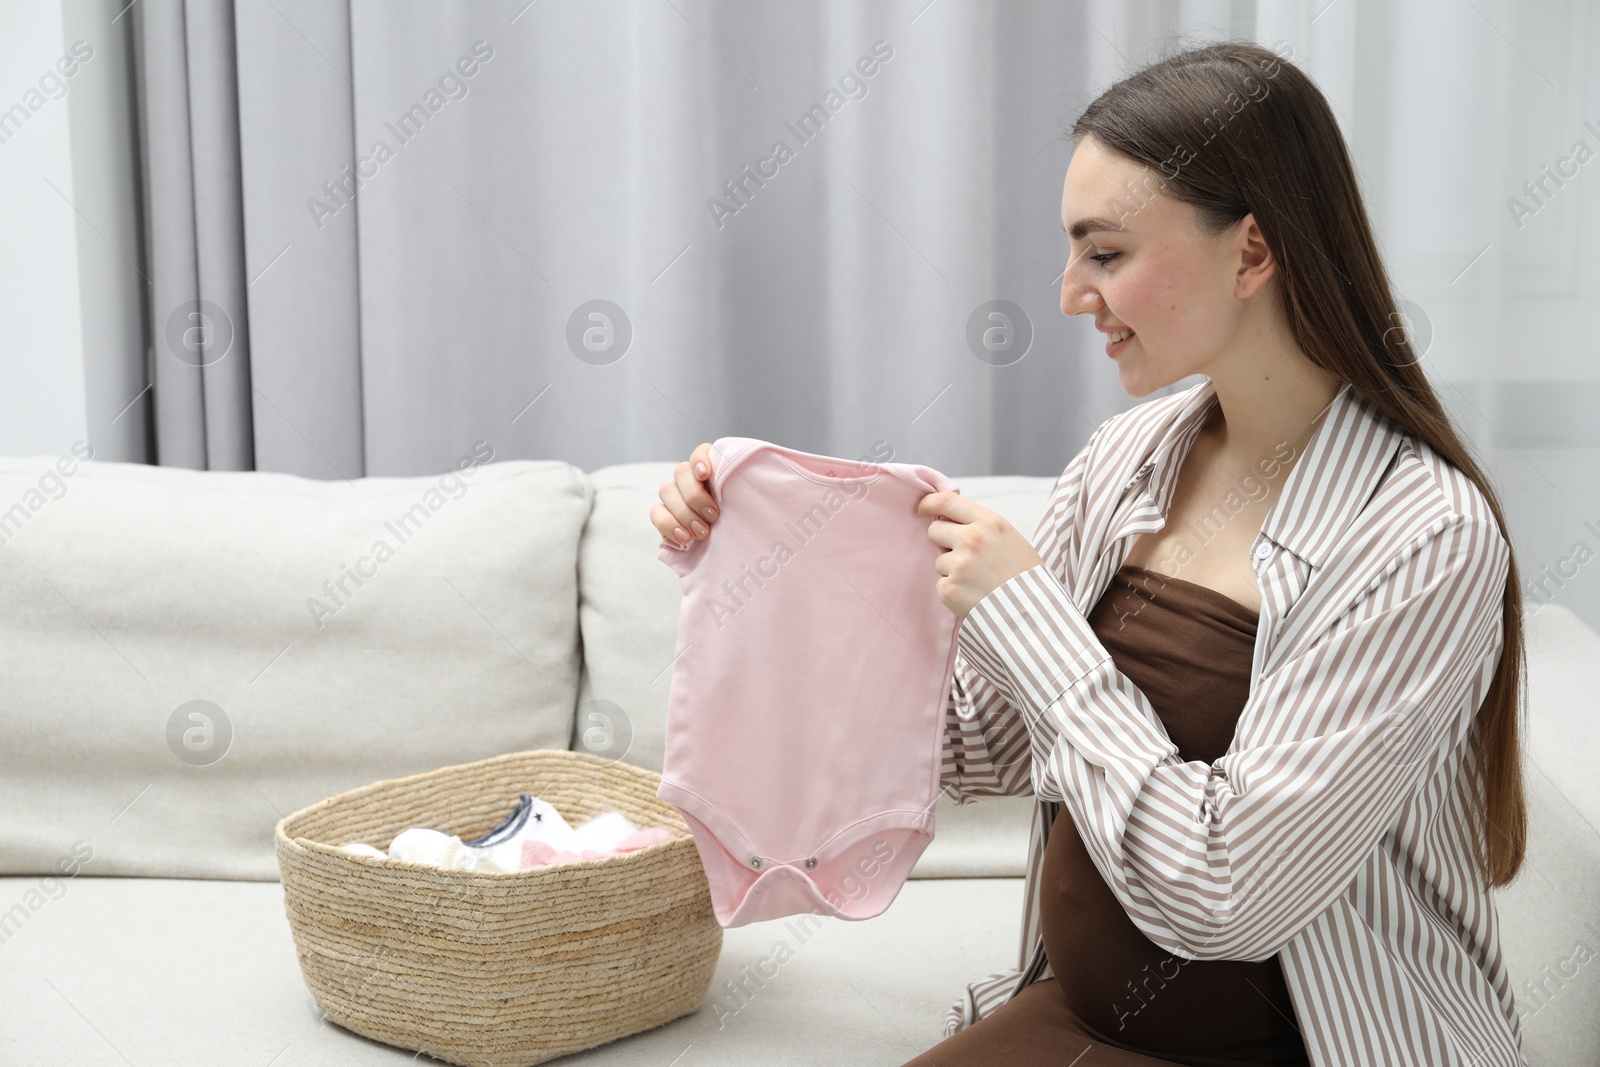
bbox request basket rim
[272,748,689,880]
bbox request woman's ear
[1234,213,1277,298]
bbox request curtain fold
[233,0,366,479]
[132,0,253,470]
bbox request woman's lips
[1107,331,1135,357]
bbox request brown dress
[908,564,1311,1066]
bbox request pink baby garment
[656,437,961,927]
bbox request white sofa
[0,452,1595,1067]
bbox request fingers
[673,453,718,532]
[925,514,957,553]
[654,474,702,545]
[917,490,982,524]
[654,443,719,545]
[688,441,715,483]
[651,502,693,546]
[916,490,952,521]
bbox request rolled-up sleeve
[939,422,1105,806]
[956,510,1511,961]
[939,649,1035,804]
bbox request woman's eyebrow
[1063,217,1127,240]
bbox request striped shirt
[939,376,1523,1066]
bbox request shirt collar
[1129,376,1406,571]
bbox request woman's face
[1059,135,1262,398]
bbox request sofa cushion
[0,453,589,880]
[575,463,1055,879]
[571,463,685,773]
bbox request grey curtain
[118,0,1591,496]
[133,0,255,470]
[126,0,1204,479]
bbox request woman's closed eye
[1089,252,1121,267]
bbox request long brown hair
[1070,39,1527,888]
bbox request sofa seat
[0,872,1025,1066]
[3,757,1596,1067]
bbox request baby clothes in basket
[655,437,961,927]
[338,793,675,871]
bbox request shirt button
[750,857,762,868]
[1253,542,1272,561]
[805,857,817,870]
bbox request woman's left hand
[917,492,1045,620]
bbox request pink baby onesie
[656,437,961,927]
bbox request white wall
[0,0,89,458]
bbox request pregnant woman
[651,40,1527,1067]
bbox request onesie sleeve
[957,503,1511,961]
[657,536,699,579]
[939,421,1105,806]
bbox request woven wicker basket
[274,748,722,1067]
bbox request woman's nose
[1059,268,1100,317]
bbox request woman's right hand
[651,442,720,547]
